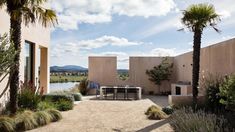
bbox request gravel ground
[29,96,173,132]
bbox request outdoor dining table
[100,86,142,100]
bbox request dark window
[24,41,34,82]
[176,86,181,95]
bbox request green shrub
[79,78,89,95]
[37,101,55,111]
[42,94,74,103]
[46,109,62,122]
[220,75,235,111]
[72,93,82,101]
[201,75,225,112]
[162,106,174,115]
[55,99,73,111]
[15,110,38,130]
[169,107,229,132]
[145,105,168,120]
[34,111,52,126]
[18,81,41,110]
[0,116,15,132]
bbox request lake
[49,82,79,92]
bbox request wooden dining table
[99,86,142,100]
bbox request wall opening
[117,57,129,81]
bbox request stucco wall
[89,38,235,95]
[88,56,174,94]
[174,38,235,93]
[0,8,50,109]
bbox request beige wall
[88,56,174,94]
[89,38,235,95]
[0,8,50,108]
[174,38,235,93]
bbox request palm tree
[0,0,57,114]
[181,3,220,109]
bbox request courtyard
[29,96,173,132]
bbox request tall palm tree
[181,3,220,108]
[0,0,57,114]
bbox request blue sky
[50,0,235,69]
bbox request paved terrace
[29,96,173,132]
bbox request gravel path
[29,96,173,132]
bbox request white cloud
[50,36,142,58]
[150,48,176,56]
[51,0,176,30]
[140,15,182,38]
[77,35,142,49]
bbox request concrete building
[0,8,50,108]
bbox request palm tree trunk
[192,29,202,109]
[9,16,22,114]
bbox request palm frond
[181,3,220,32]
[0,0,6,9]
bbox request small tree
[0,33,17,98]
[219,75,235,111]
[146,58,173,93]
[0,33,16,78]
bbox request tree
[181,4,220,108]
[0,0,57,114]
[146,58,173,93]
[0,33,17,98]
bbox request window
[24,41,34,83]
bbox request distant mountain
[50,65,88,72]
[50,65,129,73]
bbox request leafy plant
[34,111,52,126]
[46,109,62,122]
[0,116,15,132]
[55,99,73,111]
[42,94,74,103]
[146,57,173,93]
[15,110,38,131]
[145,105,168,120]
[162,106,174,115]
[202,74,225,112]
[71,93,82,101]
[18,81,41,110]
[79,78,89,95]
[169,107,229,132]
[37,101,55,111]
[220,75,235,111]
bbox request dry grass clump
[145,105,168,120]
[0,116,15,132]
[46,109,62,122]
[15,110,38,130]
[34,111,52,126]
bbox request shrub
[55,99,73,111]
[46,109,62,122]
[0,116,15,132]
[18,81,41,110]
[34,111,52,126]
[79,78,89,95]
[15,110,38,130]
[220,75,235,111]
[169,107,229,132]
[162,106,174,115]
[201,74,225,112]
[145,105,168,120]
[42,94,74,103]
[71,93,82,101]
[37,101,55,111]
